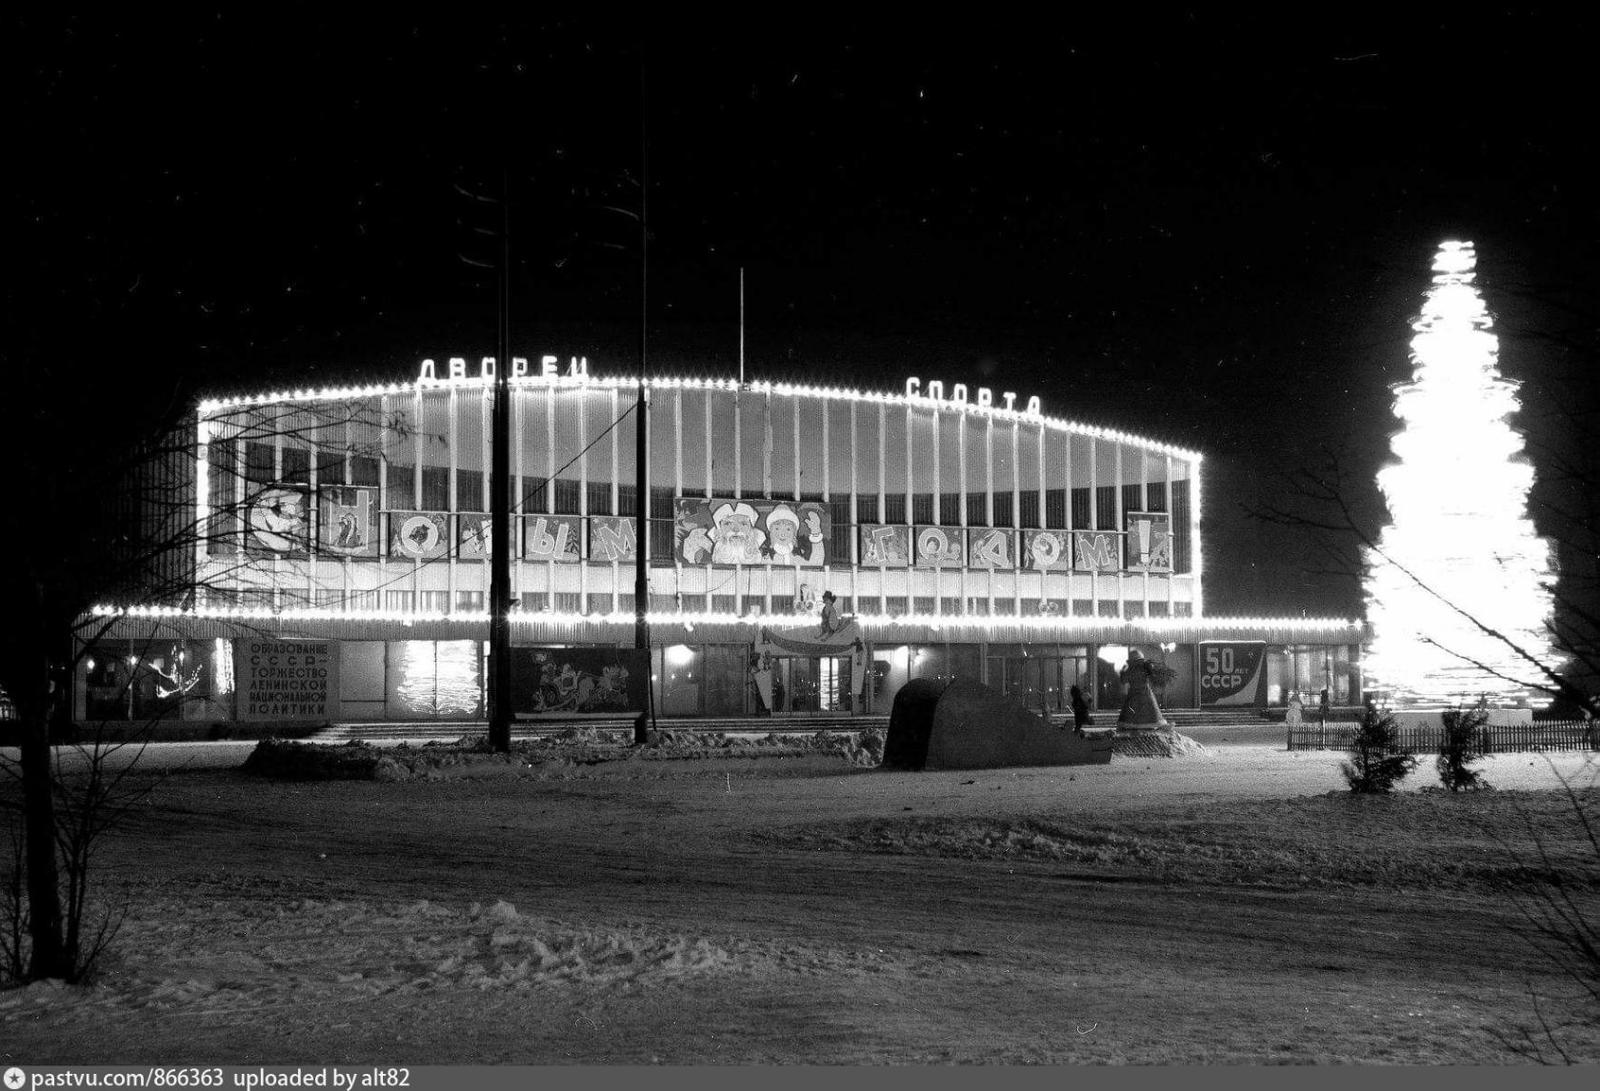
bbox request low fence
[1287,720,1600,754]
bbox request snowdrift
[881,679,1114,771]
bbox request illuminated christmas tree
[1362,241,1555,706]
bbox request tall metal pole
[488,168,513,753]
[633,53,652,747]
[633,380,650,745]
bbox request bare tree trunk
[20,632,69,980]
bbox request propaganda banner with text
[1022,529,1073,572]
[913,525,966,567]
[318,486,379,557]
[456,513,494,558]
[1125,511,1173,572]
[966,527,1017,569]
[522,514,582,562]
[246,485,312,555]
[588,515,638,562]
[1073,530,1122,573]
[1198,641,1269,707]
[235,639,339,721]
[857,524,911,567]
[388,511,450,560]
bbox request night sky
[13,11,1599,618]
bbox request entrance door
[1061,651,1090,708]
[774,656,853,714]
[996,656,1076,712]
[785,657,817,712]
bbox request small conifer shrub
[1341,704,1418,793]
[1437,702,1491,792]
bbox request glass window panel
[965,416,988,503]
[552,388,583,492]
[522,474,550,515]
[436,641,484,716]
[852,402,880,498]
[703,644,749,717]
[656,644,702,716]
[829,497,852,562]
[1146,478,1168,512]
[992,493,1013,528]
[708,390,736,495]
[678,390,708,496]
[1096,486,1117,530]
[1071,487,1091,529]
[1019,492,1040,529]
[937,408,963,504]
[739,394,766,496]
[967,492,986,526]
[1046,489,1067,529]
[880,407,909,498]
[554,479,581,514]
[948,644,982,684]
[456,396,484,473]
[316,447,345,486]
[1045,429,1069,511]
[910,406,936,501]
[457,470,484,512]
[1018,426,1041,498]
[421,466,450,511]
[420,393,451,470]
[771,394,797,496]
[584,390,614,492]
[992,421,1017,494]
[281,447,311,483]
[825,401,853,498]
[385,641,438,719]
[1172,477,1192,574]
[517,389,552,508]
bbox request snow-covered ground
[3,742,1597,1064]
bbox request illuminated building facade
[77,361,1366,724]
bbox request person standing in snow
[1070,684,1091,732]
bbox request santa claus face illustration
[710,502,763,563]
[767,505,800,558]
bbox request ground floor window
[1266,644,1359,706]
[383,640,484,718]
[77,635,1362,723]
[79,639,234,723]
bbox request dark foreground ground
[2,744,1597,1064]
